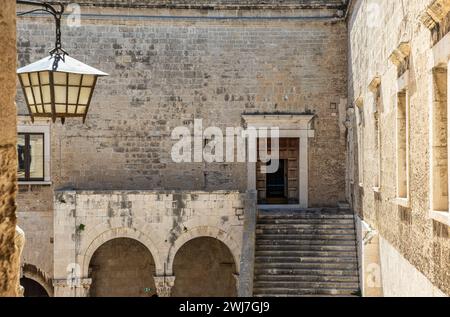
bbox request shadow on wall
[88,238,157,297]
[20,278,49,297]
[171,237,237,297]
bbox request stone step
[258,208,350,213]
[254,281,360,290]
[254,268,359,276]
[254,294,359,298]
[255,250,357,258]
[253,210,359,297]
[253,288,359,296]
[256,228,356,235]
[257,223,356,230]
[258,214,355,221]
[257,219,355,225]
[256,234,356,242]
[254,274,359,283]
[255,256,358,264]
[256,244,357,252]
[256,237,356,246]
[254,262,358,270]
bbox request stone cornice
[54,0,348,10]
[242,113,315,131]
[53,278,92,288]
[354,96,363,108]
[419,0,450,30]
[389,42,411,67]
[368,75,381,93]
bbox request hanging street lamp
[16,1,108,124]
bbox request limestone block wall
[348,0,450,296]
[15,4,349,284]
[15,7,347,198]
[18,211,53,276]
[379,236,446,297]
[52,190,246,297]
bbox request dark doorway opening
[257,138,299,205]
[266,159,288,204]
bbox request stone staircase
[253,208,360,297]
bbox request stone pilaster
[0,0,19,297]
[153,276,176,297]
[233,273,240,294]
[237,190,257,297]
[15,226,25,297]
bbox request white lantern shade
[17,55,108,123]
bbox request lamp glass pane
[56,104,66,113]
[68,87,79,104]
[42,85,51,104]
[39,72,50,85]
[78,88,91,105]
[54,72,67,85]
[68,106,76,114]
[30,73,39,86]
[21,74,30,86]
[29,134,44,179]
[37,105,44,113]
[30,106,37,114]
[69,73,82,86]
[32,86,42,104]
[44,104,52,113]
[77,106,86,114]
[54,86,67,104]
[82,75,95,86]
[25,87,35,105]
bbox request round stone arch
[166,226,241,275]
[21,263,54,297]
[81,227,164,278]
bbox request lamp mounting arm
[17,1,66,57]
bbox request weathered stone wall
[16,8,347,196]
[16,4,348,286]
[0,0,21,297]
[379,236,446,297]
[53,190,246,297]
[18,211,53,276]
[348,0,450,296]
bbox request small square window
[17,133,45,182]
[17,124,51,184]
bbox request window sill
[18,181,52,186]
[430,211,450,226]
[393,197,410,208]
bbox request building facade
[13,0,449,297]
[347,0,450,297]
